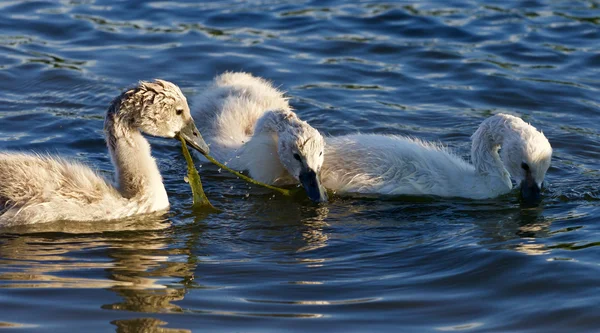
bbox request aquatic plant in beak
[201,152,296,197]
[178,121,210,155]
[0,79,220,225]
[192,72,328,203]
[178,135,219,212]
[178,137,299,204]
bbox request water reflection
[103,288,186,313]
[0,205,333,319]
[502,205,597,256]
[0,217,194,316]
[297,206,329,253]
[471,203,553,255]
[238,198,331,254]
[111,318,190,333]
[101,218,208,313]
[0,0,599,330]
[0,214,170,234]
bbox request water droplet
[218,168,222,173]
[235,155,240,159]
[230,186,234,190]
[224,162,228,166]
[184,176,189,183]
[198,164,202,168]
[245,193,250,198]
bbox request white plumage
[193,72,327,202]
[0,79,209,226]
[193,71,551,201]
[321,114,552,200]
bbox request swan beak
[299,168,328,203]
[178,121,210,155]
[520,178,542,205]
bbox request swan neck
[236,109,294,184]
[254,109,296,135]
[470,120,511,188]
[104,105,168,208]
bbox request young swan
[194,72,327,202]
[0,79,209,226]
[321,114,552,203]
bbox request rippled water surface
[1,0,599,331]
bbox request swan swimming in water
[321,113,552,202]
[193,72,327,202]
[0,79,209,226]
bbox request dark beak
[520,179,542,205]
[299,168,328,203]
[178,121,209,155]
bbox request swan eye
[521,162,530,171]
[176,108,183,116]
[293,153,301,161]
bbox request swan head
[277,117,328,203]
[498,115,552,203]
[118,79,209,154]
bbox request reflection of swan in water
[0,227,194,330]
[111,318,190,333]
[0,219,179,289]
[470,204,556,255]
[0,215,170,234]
[0,220,198,327]
[193,72,327,202]
[238,197,331,253]
[0,80,209,226]
[322,114,552,202]
[297,206,330,253]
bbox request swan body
[322,114,552,201]
[321,135,506,199]
[0,80,209,226]
[194,72,327,202]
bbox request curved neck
[233,110,296,185]
[254,109,297,135]
[470,117,512,191]
[104,105,169,209]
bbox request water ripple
[0,0,599,331]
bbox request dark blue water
[1,0,599,331]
